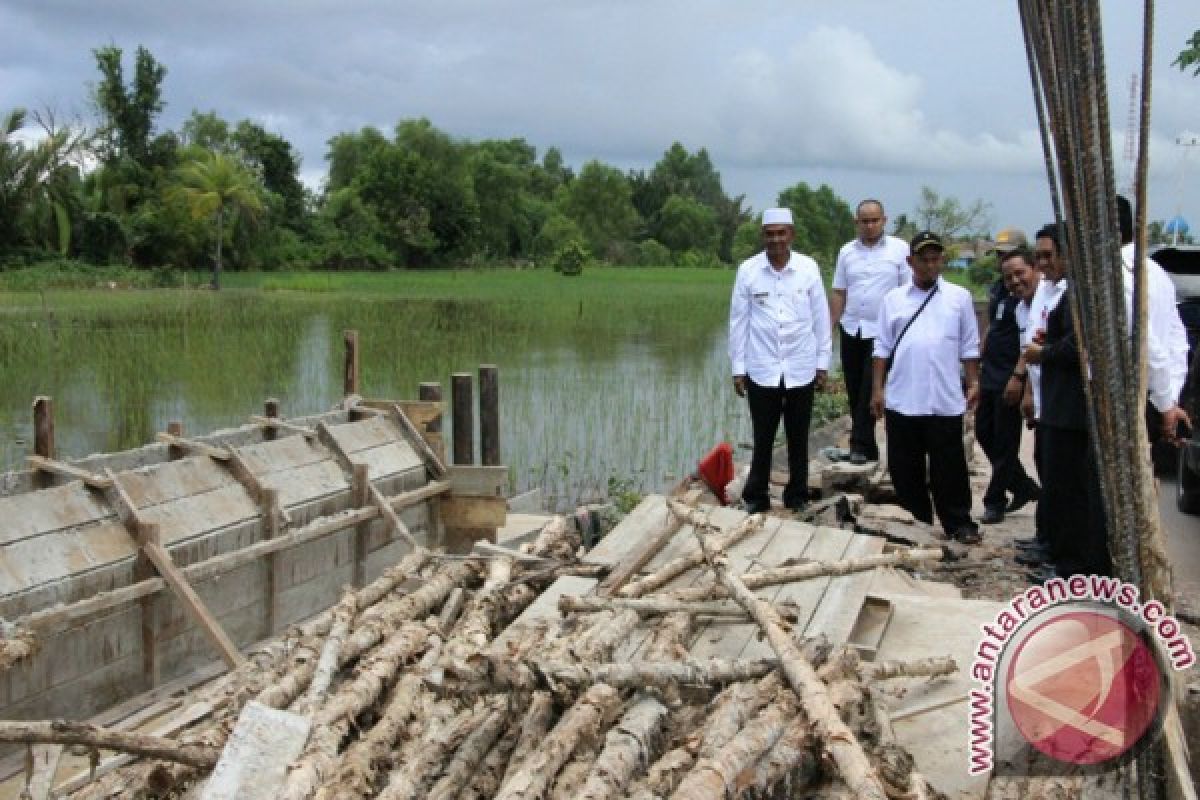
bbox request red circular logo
[1005,610,1162,765]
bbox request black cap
[910,230,944,254]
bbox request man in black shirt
[977,230,1041,524]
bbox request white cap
[761,207,794,226]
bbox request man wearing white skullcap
[728,207,832,513]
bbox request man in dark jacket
[977,229,1041,524]
[1023,225,1111,578]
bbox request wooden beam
[26,743,63,800]
[368,484,418,551]
[249,415,316,440]
[25,455,113,490]
[262,487,282,636]
[447,465,508,497]
[391,403,448,478]
[103,468,244,670]
[155,432,231,461]
[343,329,359,396]
[351,463,370,587]
[142,541,244,669]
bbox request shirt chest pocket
[787,287,811,322]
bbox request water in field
[0,271,783,509]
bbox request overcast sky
[2,1,1198,240]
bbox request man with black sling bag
[871,231,983,544]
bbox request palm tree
[172,150,263,289]
[0,108,88,255]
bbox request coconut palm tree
[172,150,263,289]
[0,108,88,256]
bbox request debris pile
[5,500,957,799]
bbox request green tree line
[0,45,865,284]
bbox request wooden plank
[142,542,245,669]
[25,455,113,489]
[584,494,673,567]
[754,525,854,648]
[614,505,752,661]
[118,458,234,511]
[349,440,424,480]
[233,435,328,476]
[0,484,113,547]
[155,432,231,461]
[687,515,795,661]
[595,513,683,598]
[803,532,887,644]
[139,484,261,547]
[447,465,508,497]
[249,415,316,440]
[25,743,62,800]
[16,481,451,634]
[439,494,506,528]
[321,416,400,456]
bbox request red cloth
[696,442,735,505]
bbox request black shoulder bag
[885,283,939,372]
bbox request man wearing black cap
[976,228,1041,525]
[870,231,983,543]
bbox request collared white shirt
[729,250,832,388]
[832,234,910,338]
[1025,278,1068,418]
[873,277,980,416]
[1121,243,1189,411]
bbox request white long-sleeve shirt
[1120,243,1189,411]
[729,251,832,388]
[1024,278,1067,418]
[873,277,980,416]
[831,235,911,338]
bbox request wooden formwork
[0,396,507,728]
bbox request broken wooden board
[198,701,310,800]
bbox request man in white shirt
[729,207,833,513]
[870,231,982,543]
[830,199,910,464]
[1116,196,1191,443]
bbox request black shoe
[1014,551,1047,567]
[1006,483,1042,514]
[981,507,1005,525]
[786,502,808,513]
[1028,565,1057,584]
[848,452,869,466]
[953,527,983,545]
[1013,535,1040,546]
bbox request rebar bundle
[1017,4,1192,798]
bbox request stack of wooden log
[1,500,953,800]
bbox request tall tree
[0,108,88,257]
[912,186,991,240]
[171,151,263,288]
[233,120,307,227]
[91,45,167,167]
[560,160,640,259]
[776,181,856,269]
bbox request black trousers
[1033,424,1048,545]
[742,377,815,510]
[976,388,1038,511]
[1040,425,1111,577]
[884,411,976,536]
[839,328,878,459]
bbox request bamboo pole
[675,500,888,800]
[494,683,621,800]
[661,546,944,603]
[618,512,764,598]
[0,721,218,769]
